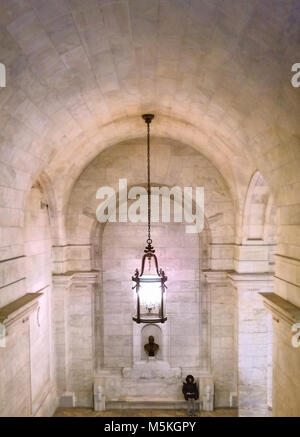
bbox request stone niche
[107,322,182,407]
[94,219,211,409]
[92,212,224,409]
[136,323,165,362]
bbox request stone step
[106,398,200,410]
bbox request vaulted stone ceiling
[1,1,300,418]
[0,0,299,216]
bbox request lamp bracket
[142,114,154,124]
[141,252,159,276]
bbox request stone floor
[54,408,238,417]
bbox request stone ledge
[201,270,231,283]
[105,400,195,410]
[228,272,273,282]
[202,271,274,286]
[275,253,300,265]
[52,271,99,286]
[53,270,98,276]
[0,292,42,329]
[260,292,300,325]
[228,272,274,290]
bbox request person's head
[186,375,194,383]
[148,336,154,344]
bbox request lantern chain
[147,119,151,245]
[142,114,155,258]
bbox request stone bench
[93,375,214,412]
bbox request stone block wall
[230,274,273,417]
[0,184,57,417]
[0,316,32,416]
[211,281,237,407]
[69,280,95,407]
[52,272,97,408]
[272,319,300,416]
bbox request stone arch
[242,170,277,246]
[88,184,212,272]
[50,133,237,408]
[88,187,212,372]
[241,170,277,273]
[64,138,233,274]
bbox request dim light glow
[138,275,162,314]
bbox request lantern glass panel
[139,275,162,316]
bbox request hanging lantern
[132,114,167,324]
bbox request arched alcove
[242,171,277,247]
[60,138,236,407]
[87,183,213,381]
[100,214,205,370]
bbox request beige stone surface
[0,0,299,417]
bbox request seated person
[182,375,199,416]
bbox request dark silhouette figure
[144,335,159,357]
[182,375,199,416]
